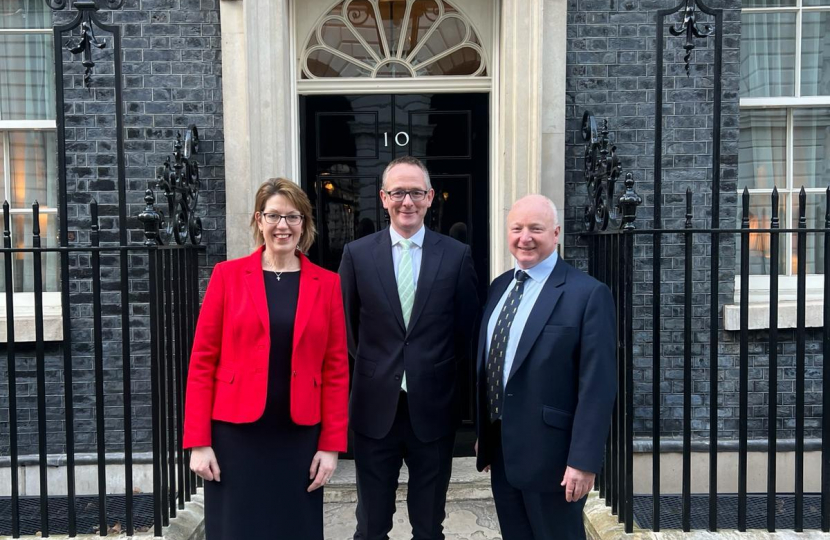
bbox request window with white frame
[0,1,59,299]
[738,0,830,304]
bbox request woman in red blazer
[183,178,348,540]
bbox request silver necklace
[266,255,294,281]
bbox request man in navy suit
[475,195,616,540]
[340,156,479,540]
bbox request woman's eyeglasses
[261,213,304,226]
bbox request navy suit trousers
[490,422,587,540]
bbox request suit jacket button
[405,341,409,346]
[395,375,401,380]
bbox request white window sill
[723,300,824,331]
[0,292,63,343]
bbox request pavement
[323,458,503,540]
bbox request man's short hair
[382,156,432,191]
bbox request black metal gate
[583,0,830,534]
[2,1,206,537]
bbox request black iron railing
[587,182,830,534]
[581,1,827,532]
[2,193,203,538]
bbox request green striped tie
[397,239,415,392]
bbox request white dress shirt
[390,224,425,289]
[486,250,559,387]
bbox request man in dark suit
[339,156,479,540]
[475,195,616,540]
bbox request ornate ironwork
[46,0,123,89]
[138,189,162,246]
[582,111,622,232]
[619,173,642,230]
[154,125,203,245]
[67,19,107,89]
[669,0,714,76]
[45,0,125,9]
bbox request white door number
[384,132,410,147]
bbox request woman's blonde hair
[250,178,316,253]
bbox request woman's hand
[307,450,338,492]
[190,446,221,482]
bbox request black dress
[205,271,323,540]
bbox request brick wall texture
[564,0,824,443]
[1,0,824,457]
[0,0,225,456]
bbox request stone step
[324,499,502,540]
[324,457,492,504]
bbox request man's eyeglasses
[261,213,304,226]
[384,189,429,202]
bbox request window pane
[0,33,56,120]
[793,108,830,190]
[792,194,826,275]
[740,13,797,98]
[402,0,441,58]
[0,1,52,30]
[306,48,372,77]
[739,109,787,190]
[9,130,57,209]
[803,0,830,6]
[347,0,384,58]
[412,16,467,67]
[801,12,830,97]
[737,193,787,276]
[416,46,482,76]
[12,212,59,292]
[743,0,796,5]
[320,16,377,67]
[0,135,5,199]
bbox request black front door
[301,93,489,456]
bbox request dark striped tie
[487,270,529,423]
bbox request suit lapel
[244,247,270,332]
[507,260,568,383]
[477,271,513,376]
[373,230,406,332]
[293,253,320,350]
[406,229,443,335]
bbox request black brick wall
[565,0,823,442]
[0,0,225,456]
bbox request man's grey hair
[381,156,432,191]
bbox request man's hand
[560,466,595,502]
[190,446,221,482]
[308,450,338,492]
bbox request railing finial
[138,189,161,246]
[619,173,642,231]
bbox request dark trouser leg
[489,422,535,540]
[403,399,454,540]
[353,395,406,540]
[523,490,587,540]
[489,421,588,540]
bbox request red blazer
[183,247,349,452]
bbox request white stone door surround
[218,0,567,274]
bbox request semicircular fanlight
[301,0,487,79]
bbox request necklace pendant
[277,275,281,281]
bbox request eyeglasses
[261,213,304,226]
[384,189,429,202]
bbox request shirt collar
[390,225,426,249]
[515,250,558,282]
